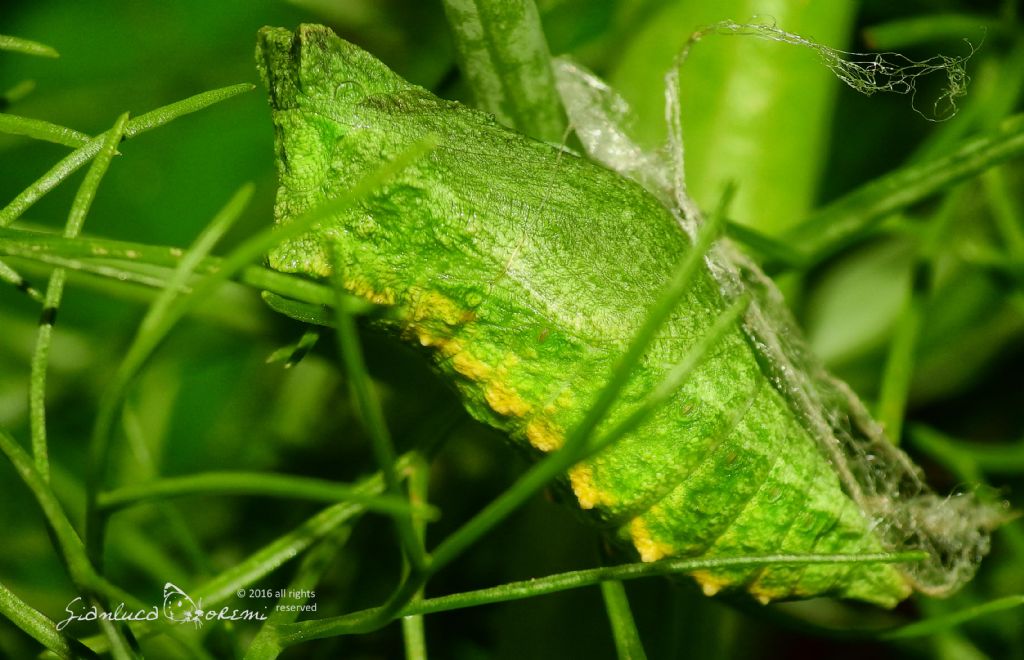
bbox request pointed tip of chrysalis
[256,24,411,114]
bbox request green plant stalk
[982,167,1024,260]
[0,83,253,226]
[401,455,431,660]
[440,0,565,142]
[96,471,433,518]
[120,404,215,577]
[0,258,42,301]
[265,327,322,366]
[881,594,1024,640]
[915,429,1024,475]
[0,579,89,659]
[876,299,924,444]
[1,79,36,106]
[0,112,91,148]
[269,552,928,646]
[784,113,1024,269]
[601,580,647,660]
[0,227,346,309]
[332,267,428,572]
[31,112,127,481]
[909,426,985,485]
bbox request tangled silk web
[684,19,974,122]
[553,21,1000,596]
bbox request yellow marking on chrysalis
[343,278,395,305]
[746,565,811,604]
[690,570,732,597]
[484,380,532,417]
[405,291,540,428]
[747,585,775,605]
[629,516,673,562]
[569,464,605,509]
[410,290,468,326]
[526,417,563,452]
[452,349,493,382]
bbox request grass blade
[0,258,42,301]
[401,455,431,660]
[863,13,998,50]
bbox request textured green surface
[256,24,910,606]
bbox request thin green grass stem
[96,471,434,519]
[0,227,353,310]
[401,455,431,660]
[0,112,91,148]
[332,274,429,573]
[601,580,647,660]
[880,594,1024,640]
[876,189,961,443]
[784,113,1024,269]
[0,579,93,659]
[271,552,927,645]
[862,13,1000,50]
[982,167,1024,260]
[31,112,127,481]
[0,83,253,227]
[0,258,43,301]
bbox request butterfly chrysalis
[256,24,995,607]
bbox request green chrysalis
[256,24,992,607]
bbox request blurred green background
[1,0,1023,658]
